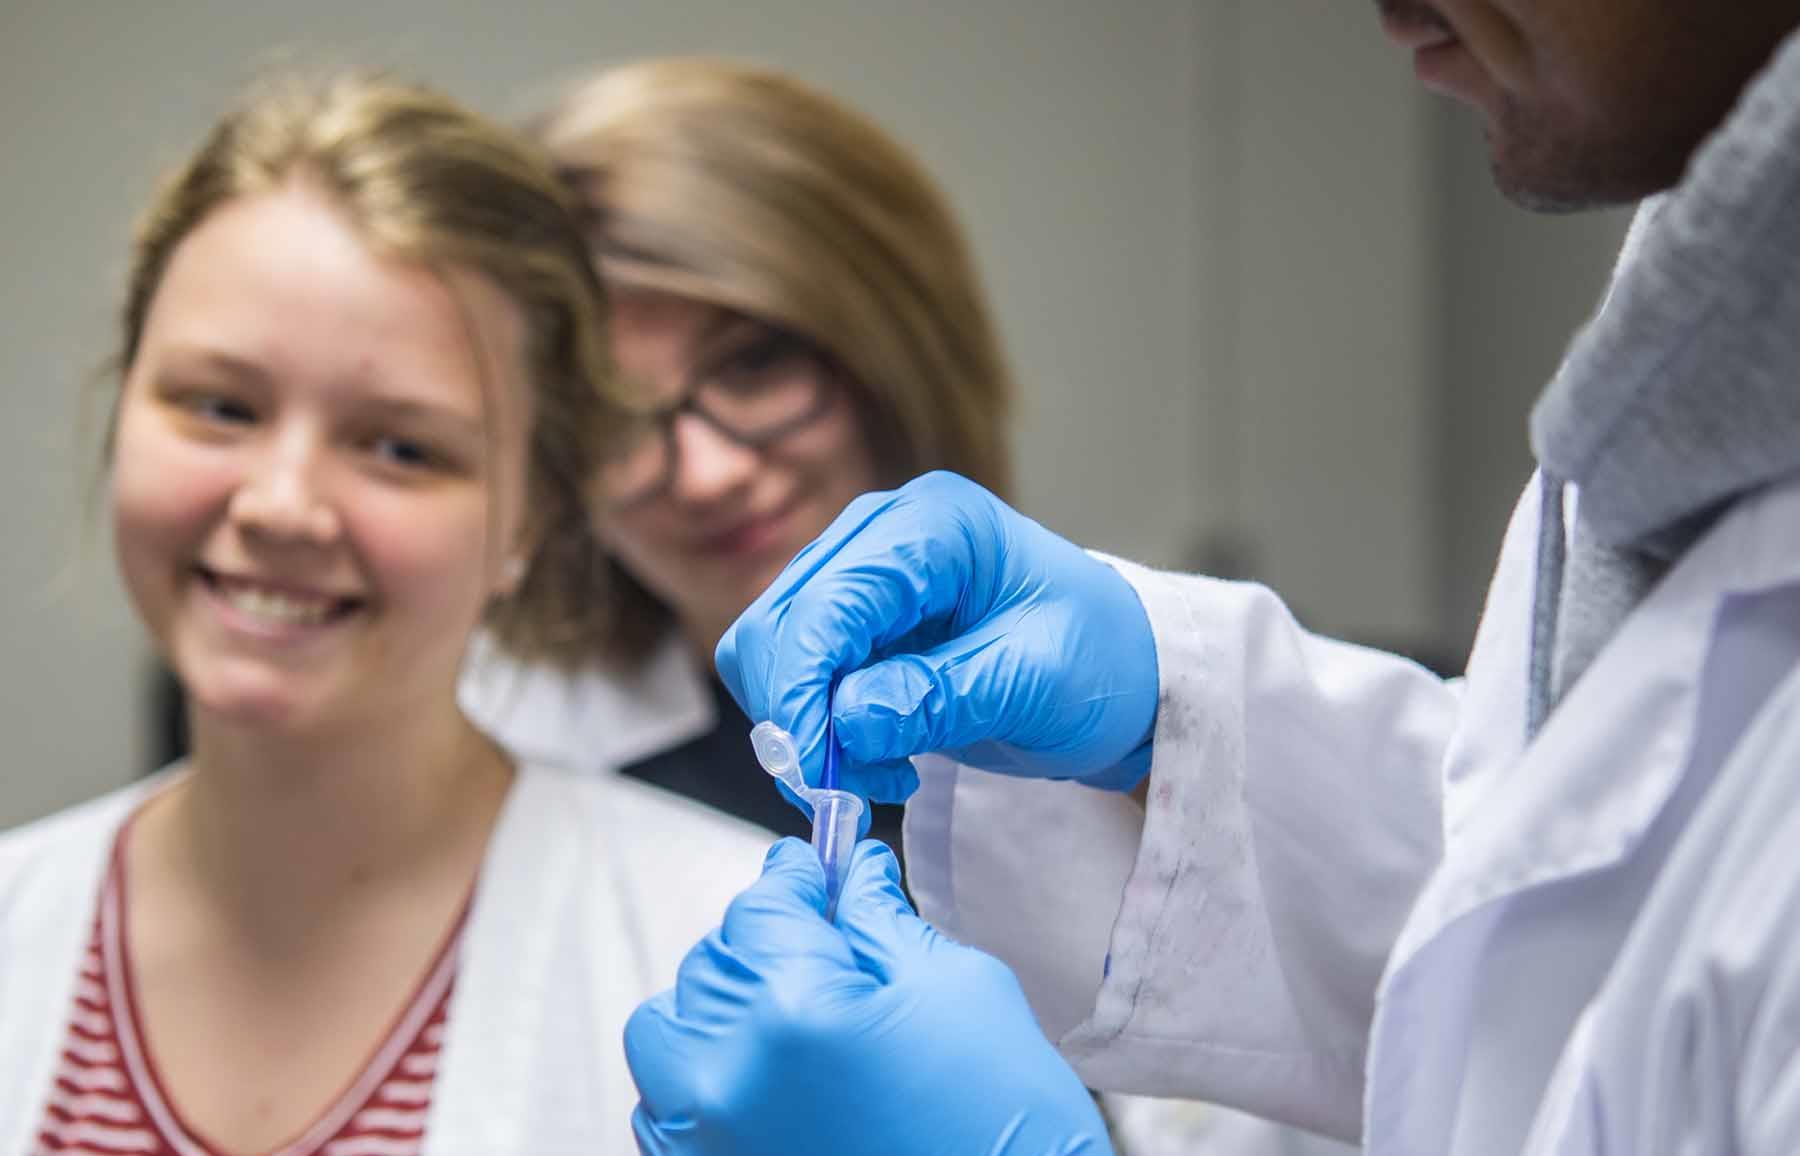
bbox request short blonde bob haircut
[532,56,1017,667]
[112,70,615,666]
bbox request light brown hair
[533,56,1016,666]
[112,70,615,665]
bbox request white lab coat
[906,473,1800,1155]
[464,635,1349,1154]
[0,762,772,1156]
[458,633,720,778]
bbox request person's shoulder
[520,761,773,857]
[0,779,155,900]
[0,781,148,859]
[513,763,775,980]
[517,763,773,911]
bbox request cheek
[109,421,231,584]
[781,406,883,502]
[358,495,495,594]
[592,505,682,578]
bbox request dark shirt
[618,677,907,869]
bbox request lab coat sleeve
[906,558,1458,1141]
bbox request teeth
[219,583,335,626]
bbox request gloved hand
[716,470,1159,802]
[625,838,1114,1156]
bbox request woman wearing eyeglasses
[458,57,1015,853]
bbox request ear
[493,503,543,601]
[495,553,530,599]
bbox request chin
[180,666,332,736]
[1486,101,1691,212]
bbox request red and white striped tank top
[33,828,466,1156]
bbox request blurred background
[0,0,1629,827]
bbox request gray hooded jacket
[1527,28,1800,734]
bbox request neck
[146,689,513,946]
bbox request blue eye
[187,394,256,424]
[371,436,439,470]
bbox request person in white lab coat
[624,3,1800,1155]
[0,71,769,1155]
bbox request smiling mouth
[196,566,364,627]
[694,499,803,557]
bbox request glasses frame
[600,322,841,511]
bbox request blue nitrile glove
[716,470,1159,803]
[625,838,1113,1156]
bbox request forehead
[134,183,526,421]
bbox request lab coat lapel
[0,787,148,1156]
[1363,548,1706,1153]
[1368,479,1800,1153]
[424,768,645,1154]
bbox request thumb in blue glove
[716,470,1160,805]
[626,837,1113,1156]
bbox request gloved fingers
[831,758,919,809]
[717,838,858,972]
[831,609,1040,765]
[628,1100,684,1156]
[717,474,1003,787]
[770,738,918,810]
[623,988,693,1128]
[835,594,1159,784]
[832,840,946,984]
[716,487,924,715]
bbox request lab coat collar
[1398,477,1800,963]
[459,631,717,774]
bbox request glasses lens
[692,331,831,441]
[598,418,670,506]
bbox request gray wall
[0,2,1628,826]
[1433,107,1633,657]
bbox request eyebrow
[688,310,786,368]
[354,395,486,439]
[152,345,486,437]
[151,347,277,388]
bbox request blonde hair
[533,56,1016,665]
[113,70,615,665]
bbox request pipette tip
[821,724,841,791]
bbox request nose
[667,411,762,505]
[227,432,343,546]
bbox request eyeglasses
[597,319,839,510]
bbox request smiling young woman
[0,70,769,1155]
